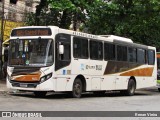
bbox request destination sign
[11,28,52,36]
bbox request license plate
[20,83,28,88]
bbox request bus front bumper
[6,77,55,92]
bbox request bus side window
[128,47,137,63]
[104,42,115,61]
[117,45,127,61]
[90,40,103,60]
[137,48,145,64]
[145,50,148,64]
[148,50,155,65]
[73,37,88,59]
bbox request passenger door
[55,34,71,91]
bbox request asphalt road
[0,87,160,120]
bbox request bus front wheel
[72,78,82,98]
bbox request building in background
[0,0,39,78]
[0,0,39,41]
[0,0,39,22]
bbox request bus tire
[72,78,82,98]
[158,88,160,92]
[34,91,47,98]
[125,79,136,96]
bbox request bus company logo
[2,112,11,117]
[85,65,102,70]
[96,65,102,70]
[80,64,85,70]
[86,65,95,69]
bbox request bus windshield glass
[9,39,53,67]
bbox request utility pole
[0,0,5,79]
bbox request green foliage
[25,0,160,49]
[25,0,102,30]
[47,0,75,10]
[47,0,102,30]
[24,12,35,26]
[85,0,160,48]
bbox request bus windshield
[9,39,53,67]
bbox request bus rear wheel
[72,78,82,98]
[122,79,136,96]
[34,91,47,98]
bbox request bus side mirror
[59,45,64,54]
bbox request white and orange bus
[7,26,157,98]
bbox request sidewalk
[0,79,8,92]
[0,79,24,94]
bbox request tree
[25,0,102,30]
[25,0,160,48]
[85,0,160,48]
[47,0,102,30]
[35,0,48,25]
[24,0,48,26]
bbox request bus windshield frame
[8,38,54,67]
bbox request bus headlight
[40,73,52,83]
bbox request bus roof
[10,26,155,50]
[99,35,133,43]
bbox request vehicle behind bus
[157,52,160,91]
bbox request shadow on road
[8,88,160,99]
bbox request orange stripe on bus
[13,75,41,82]
[120,67,154,76]
[12,72,41,82]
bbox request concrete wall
[0,0,40,22]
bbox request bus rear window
[148,50,155,65]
